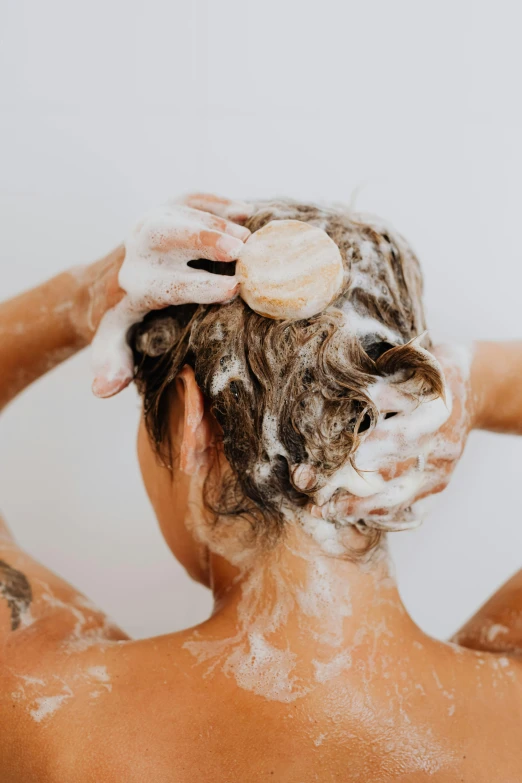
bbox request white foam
[224,632,302,703]
[303,331,469,534]
[486,624,509,643]
[86,665,110,683]
[312,650,352,683]
[338,303,401,347]
[298,510,347,556]
[311,373,451,524]
[314,461,385,504]
[262,412,287,460]
[30,694,71,722]
[91,202,240,394]
[210,356,243,396]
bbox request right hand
[91,198,252,399]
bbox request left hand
[309,344,474,531]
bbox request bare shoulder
[420,633,522,727]
[0,631,201,783]
[0,522,132,781]
[0,517,127,650]
[3,629,522,783]
[0,516,204,782]
[451,569,522,657]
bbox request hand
[180,192,253,223]
[72,245,127,346]
[309,344,474,531]
[90,198,251,399]
[184,200,472,528]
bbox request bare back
[1,549,521,783]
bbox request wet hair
[131,201,444,555]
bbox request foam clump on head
[131,199,446,557]
[236,219,344,320]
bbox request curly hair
[130,201,444,554]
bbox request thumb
[91,302,136,398]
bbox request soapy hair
[131,201,444,557]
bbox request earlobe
[176,365,213,475]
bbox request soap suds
[34,580,121,653]
[30,691,72,723]
[312,650,352,683]
[308,335,472,534]
[91,202,243,396]
[487,623,509,643]
[86,665,111,684]
[224,632,304,703]
[210,356,243,396]
[183,490,394,704]
[12,662,113,723]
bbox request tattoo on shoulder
[0,559,32,631]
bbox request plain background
[1,1,521,640]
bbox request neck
[211,521,408,638]
[183,512,416,702]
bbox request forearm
[471,341,522,434]
[0,246,124,410]
[452,570,522,655]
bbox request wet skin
[1,195,522,781]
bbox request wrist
[469,342,496,431]
[70,245,126,345]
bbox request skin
[91,202,248,398]
[307,343,473,530]
[0,194,522,781]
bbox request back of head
[131,200,443,556]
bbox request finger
[413,479,448,504]
[181,193,254,223]
[151,228,245,263]
[324,493,360,519]
[92,370,132,399]
[201,212,251,242]
[91,305,135,399]
[198,230,245,261]
[309,493,358,520]
[182,272,239,305]
[380,457,418,482]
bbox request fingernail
[216,234,244,259]
[92,373,131,399]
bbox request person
[0,193,521,782]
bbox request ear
[176,365,214,475]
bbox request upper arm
[471,341,522,434]
[451,570,522,655]
[0,514,128,662]
[0,516,129,778]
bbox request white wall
[1,0,521,640]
